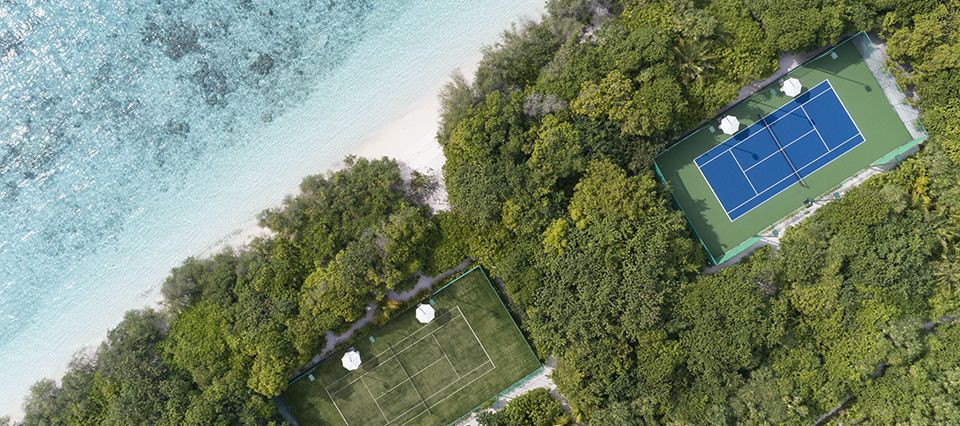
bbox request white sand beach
[0,1,545,418]
[210,55,481,254]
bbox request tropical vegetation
[11,0,960,424]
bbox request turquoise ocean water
[0,0,543,415]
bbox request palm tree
[935,254,960,297]
[372,299,403,326]
[673,37,718,88]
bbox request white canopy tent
[781,78,802,97]
[719,115,740,135]
[341,349,361,371]
[416,303,435,324]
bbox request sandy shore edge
[196,54,479,260]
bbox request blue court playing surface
[695,80,863,220]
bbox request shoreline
[1,1,548,418]
[200,55,479,258]
[43,53,474,417]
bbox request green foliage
[20,158,440,424]
[19,0,960,424]
[477,388,567,426]
[435,0,960,423]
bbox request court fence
[658,31,927,266]
[282,264,543,425]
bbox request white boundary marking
[800,105,831,150]
[825,79,866,141]
[696,160,734,221]
[361,376,389,421]
[393,362,497,426]
[325,305,498,426]
[435,334,461,379]
[696,81,834,168]
[375,356,449,398]
[727,132,863,218]
[729,152,758,194]
[697,79,866,220]
[757,113,805,185]
[460,310,495,372]
[326,386,350,426]
[325,308,465,393]
[741,128,816,173]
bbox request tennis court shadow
[732,89,783,123]
[808,48,872,91]
[437,300,501,326]
[359,352,389,370]
[661,173,724,262]
[433,308,459,327]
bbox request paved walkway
[456,359,559,426]
[704,33,925,273]
[291,260,472,379]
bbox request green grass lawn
[281,267,541,425]
[655,33,914,263]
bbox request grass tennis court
[281,267,540,425]
[655,33,916,263]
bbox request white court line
[696,160,735,222]
[727,132,863,219]
[326,304,500,426]
[800,105,831,150]
[361,376,389,422]
[375,356,450,399]
[326,308,466,394]
[435,334,461,379]
[729,151,758,194]
[741,128,816,173]
[389,361,496,425]
[460,307,496,371]
[389,311,499,425]
[387,316,497,425]
[696,81,833,168]
[723,80,866,218]
[396,363,497,426]
[697,79,868,221]
[825,80,866,141]
[701,125,815,220]
[326,386,351,426]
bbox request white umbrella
[719,115,740,135]
[416,303,435,324]
[781,78,802,97]
[341,350,361,371]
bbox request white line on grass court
[696,82,834,168]
[434,334,461,379]
[361,376,390,422]
[388,360,496,425]
[326,308,466,394]
[396,363,497,426]
[389,313,498,425]
[326,305,498,426]
[326,386,351,426]
[374,356,450,399]
[460,309,496,371]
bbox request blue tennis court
[695,80,863,221]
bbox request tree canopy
[15,0,960,424]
